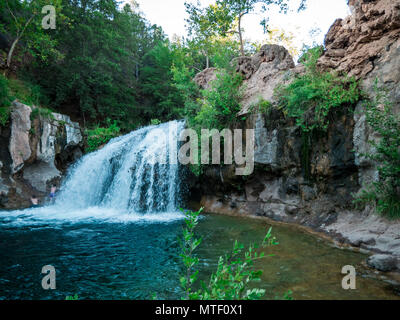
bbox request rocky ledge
[0,100,83,209]
[192,0,400,273]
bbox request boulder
[193,67,217,90]
[239,45,295,115]
[0,101,84,209]
[9,101,32,174]
[319,0,400,79]
[23,109,83,192]
[367,254,398,272]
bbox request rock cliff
[193,0,400,272]
[0,101,83,209]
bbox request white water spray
[0,121,186,225]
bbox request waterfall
[0,121,186,226]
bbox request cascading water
[0,120,186,225]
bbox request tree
[252,26,299,58]
[1,0,62,73]
[207,0,307,56]
[185,1,219,69]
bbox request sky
[130,0,350,51]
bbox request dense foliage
[354,82,400,218]
[0,73,48,126]
[0,0,306,135]
[0,75,11,126]
[276,46,361,133]
[85,120,121,153]
[192,69,244,131]
[187,0,307,56]
[0,0,200,130]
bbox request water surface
[0,212,398,300]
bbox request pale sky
[131,0,350,52]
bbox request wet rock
[0,101,84,209]
[254,114,279,166]
[367,254,398,272]
[300,185,316,201]
[23,162,61,193]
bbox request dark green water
[0,213,398,300]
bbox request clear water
[0,213,398,300]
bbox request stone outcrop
[9,101,32,174]
[193,67,217,90]
[0,101,83,209]
[319,0,400,188]
[367,254,399,272]
[191,0,400,273]
[237,45,296,115]
[319,0,400,79]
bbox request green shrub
[7,78,43,107]
[276,47,360,133]
[0,74,11,107]
[194,69,244,131]
[0,75,11,127]
[179,208,282,300]
[354,81,400,219]
[86,121,121,153]
[150,119,162,126]
[0,106,10,127]
[30,107,55,121]
[174,66,244,176]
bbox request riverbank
[196,196,400,279]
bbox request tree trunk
[6,36,20,69]
[206,55,209,69]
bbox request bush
[7,78,44,107]
[174,66,244,176]
[150,119,162,126]
[276,47,360,133]
[30,107,55,121]
[0,106,10,127]
[0,75,11,126]
[0,74,11,107]
[86,121,121,153]
[179,208,283,300]
[193,69,244,131]
[354,81,400,219]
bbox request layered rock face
[0,101,83,209]
[319,0,400,80]
[194,0,400,271]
